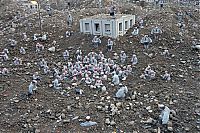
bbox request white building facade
[17,0,39,13]
[80,14,135,38]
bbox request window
[105,24,110,32]
[30,5,33,9]
[95,23,100,32]
[85,23,90,31]
[125,21,128,29]
[119,23,122,31]
[130,19,133,27]
[35,5,38,9]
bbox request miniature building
[80,14,135,38]
[18,0,39,13]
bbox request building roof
[82,14,134,20]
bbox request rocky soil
[0,1,200,133]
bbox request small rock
[110,120,116,126]
[32,116,39,121]
[35,129,40,133]
[195,103,200,107]
[131,95,136,100]
[184,127,190,131]
[76,97,80,100]
[56,113,61,118]
[145,118,154,124]
[146,106,151,110]
[116,102,122,108]
[179,75,184,78]
[170,110,177,116]
[171,54,175,57]
[14,100,20,103]
[168,127,173,132]
[195,108,200,115]
[23,124,28,128]
[27,119,31,123]
[63,119,70,123]
[49,84,53,87]
[106,96,111,100]
[128,121,135,125]
[49,115,56,119]
[97,106,102,111]
[105,118,110,124]
[180,61,186,64]
[48,47,56,52]
[67,106,71,111]
[72,116,79,120]
[101,86,107,92]
[61,113,65,119]
[169,100,174,105]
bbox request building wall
[22,2,39,13]
[92,19,103,36]
[80,19,93,34]
[102,19,116,38]
[116,15,135,37]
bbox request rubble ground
[0,1,200,133]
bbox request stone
[23,124,28,128]
[27,119,31,123]
[170,110,177,116]
[63,119,70,123]
[49,84,53,87]
[32,116,39,121]
[171,54,175,58]
[80,121,97,127]
[76,97,80,100]
[97,106,102,111]
[61,113,66,119]
[56,113,61,118]
[131,95,136,100]
[14,100,20,103]
[179,75,184,78]
[168,127,173,132]
[106,96,111,100]
[169,100,174,105]
[128,121,135,126]
[105,118,110,124]
[35,129,40,133]
[180,61,186,64]
[110,120,116,126]
[101,86,107,92]
[146,106,151,110]
[195,108,200,115]
[145,118,154,124]
[49,115,56,120]
[168,121,173,127]
[184,127,190,131]
[72,116,79,120]
[116,102,122,108]
[48,47,56,52]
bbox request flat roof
[82,14,134,20]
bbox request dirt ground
[0,1,200,133]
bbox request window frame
[94,23,100,32]
[119,22,122,31]
[105,24,111,32]
[85,23,90,31]
[125,21,128,30]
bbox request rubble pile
[0,1,199,133]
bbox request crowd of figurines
[0,0,200,129]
